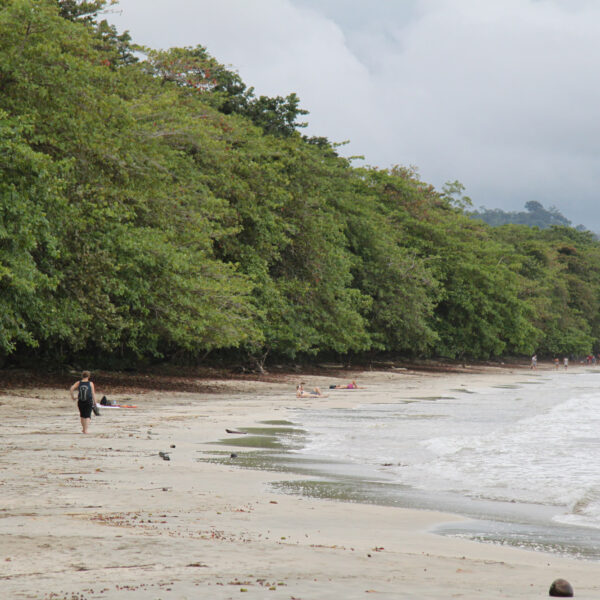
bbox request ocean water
[279,370,600,559]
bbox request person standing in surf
[70,370,97,434]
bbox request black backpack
[78,381,92,403]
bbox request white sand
[1,365,598,599]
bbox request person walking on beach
[70,371,97,434]
[563,357,569,370]
[530,355,537,369]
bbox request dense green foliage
[1,0,600,368]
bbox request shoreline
[1,364,599,599]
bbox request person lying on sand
[329,380,363,389]
[296,383,324,398]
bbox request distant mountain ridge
[469,201,587,231]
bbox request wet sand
[1,365,598,599]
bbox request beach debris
[170,444,176,448]
[158,451,170,461]
[226,428,247,434]
[549,579,574,597]
[230,453,238,459]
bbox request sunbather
[330,380,362,389]
[296,383,323,398]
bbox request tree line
[1,0,599,369]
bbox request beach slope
[1,367,598,599]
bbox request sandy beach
[1,364,598,599]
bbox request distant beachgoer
[530,355,537,370]
[554,358,560,370]
[296,383,323,398]
[70,371,97,434]
[330,380,362,389]
[563,357,569,370]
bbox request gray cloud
[108,0,600,230]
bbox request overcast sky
[107,0,600,230]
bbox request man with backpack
[70,370,97,434]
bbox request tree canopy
[1,0,599,368]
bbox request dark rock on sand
[549,578,574,597]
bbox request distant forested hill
[469,201,585,230]
[2,0,600,368]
